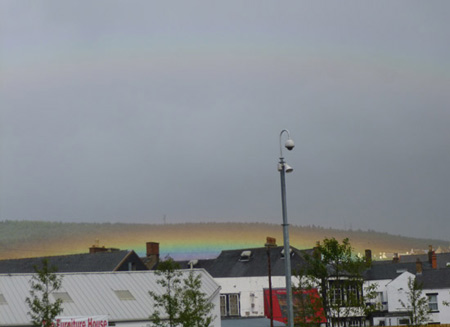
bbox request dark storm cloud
[1,1,449,240]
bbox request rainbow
[3,222,441,262]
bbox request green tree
[292,278,325,327]
[298,238,374,327]
[25,258,63,327]
[399,277,430,327]
[149,258,215,327]
[178,270,215,327]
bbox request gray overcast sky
[1,1,449,240]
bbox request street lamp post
[265,236,277,327]
[278,129,295,327]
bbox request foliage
[149,258,215,327]
[25,258,63,327]
[297,237,375,327]
[178,271,215,327]
[292,277,325,327]
[399,277,430,327]
[149,258,182,327]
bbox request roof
[417,268,450,289]
[0,250,148,273]
[181,246,314,278]
[0,269,220,326]
[364,260,450,289]
[364,261,420,281]
[398,252,450,269]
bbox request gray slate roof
[398,252,450,269]
[179,246,314,278]
[417,268,450,289]
[363,259,450,289]
[363,262,421,280]
[0,250,148,273]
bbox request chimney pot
[432,251,437,269]
[365,249,372,266]
[428,245,434,264]
[145,242,160,269]
[89,245,108,253]
[416,258,423,275]
[393,253,399,263]
[146,242,160,257]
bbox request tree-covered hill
[0,220,448,260]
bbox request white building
[364,257,450,326]
[180,246,311,319]
[0,269,221,327]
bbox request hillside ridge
[0,220,448,260]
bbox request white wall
[367,271,450,325]
[425,288,450,324]
[217,276,298,317]
[386,271,414,313]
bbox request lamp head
[278,163,294,173]
[285,138,295,151]
[285,164,294,173]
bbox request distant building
[0,249,148,273]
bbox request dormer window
[281,248,293,259]
[188,259,198,269]
[114,290,136,301]
[52,292,73,303]
[240,251,252,262]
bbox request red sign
[264,288,326,324]
[53,316,108,327]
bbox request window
[229,294,240,315]
[239,251,251,262]
[281,248,292,259]
[114,290,136,301]
[377,292,384,303]
[349,319,361,327]
[427,294,438,312]
[52,292,73,303]
[399,318,410,325]
[0,293,7,305]
[331,287,342,305]
[346,284,360,305]
[220,295,227,316]
[220,293,240,317]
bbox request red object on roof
[264,288,327,325]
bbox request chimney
[365,249,372,266]
[393,253,399,263]
[428,245,433,264]
[432,251,437,269]
[89,246,119,253]
[416,258,423,275]
[313,241,321,259]
[89,245,107,253]
[146,242,160,269]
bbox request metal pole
[266,243,274,327]
[280,156,294,327]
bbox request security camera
[285,139,295,151]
